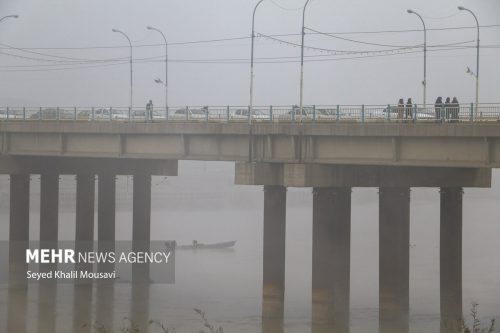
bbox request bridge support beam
[73,174,95,333]
[38,174,59,333]
[440,187,463,333]
[7,174,30,333]
[96,173,116,331]
[379,187,410,333]
[312,187,351,333]
[262,185,287,333]
[131,174,152,333]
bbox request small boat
[172,241,236,250]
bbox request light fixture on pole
[147,26,168,114]
[0,14,19,23]
[458,6,480,116]
[407,9,427,110]
[249,0,265,125]
[112,29,133,110]
[299,0,312,118]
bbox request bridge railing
[1,104,499,123]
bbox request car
[170,107,208,120]
[0,108,25,120]
[94,108,129,121]
[231,108,269,121]
[29,108,76,120]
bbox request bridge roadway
[1,121,500,168]
[1,119,497,333]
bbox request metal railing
[0,104,499,123]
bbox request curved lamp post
[147,26,168,113]
[407,9,427,110]
[112,29,133,110]
[0,14,19,23]
[249,0,265,124]
[458,6,480,116]
[299,0,312,117]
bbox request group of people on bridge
[395,96,461,120]
[434,96,460,120]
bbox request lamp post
[249,0,265,125]
[299,0,312,117]
[407,9,427,110]
[147,26,168,114]
[458,6,480,116]
[0,14,19,23]
[112,29,133,110]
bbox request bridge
[2,104,499,333]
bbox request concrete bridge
[2,118,498,333]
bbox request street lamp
[0,15,19,23]
[147,26,168,114]
[299,0,312,117]
[249,0,265,124]
[407,9,427,110]
[112,28,133,110]
[458,6,480,115]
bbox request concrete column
[38,174,59,333]
[75,174,95,242]
[379,187,410,333]
[312,187,351,333]
[131,174,152,333]
[133,174,151,243]
[97,173,116,331]
[98,173,116,242]
[440,187,463,333]
[262,185,287,333]
[40,174,59,241]
[73,174,95,333]
[7,174,30,333]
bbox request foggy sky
[0,0,498,107]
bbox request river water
[0,161,499,332]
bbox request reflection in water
[6,284,28,333]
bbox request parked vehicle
[231,108,269,120]
[0,108,25,120]
[29,108,76,120]
[170,107,208,120]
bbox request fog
[0,0,499,107]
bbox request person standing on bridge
[434,96,443,120]
[405,98,413,120]
[397,98,404,120]
[451,97,460,120]
[444,97,451,120]
[146,100,153,122]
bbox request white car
[170,107,208,120]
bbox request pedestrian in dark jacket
[397,98,404,119]
[434,96,443,120]
[444,97,451,119]
[451,97,460,120]
[405,98,413,119]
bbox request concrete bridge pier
[131,173,152,333]
[440,187,463,333]
[96,173,117,331]
[379,187,410,333]
[38,174,59,333]
[312,187,351,333]
[262,185,287,333]
[7,174,30,333]
[73,173,95,333]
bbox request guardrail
[0,104,499,123]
